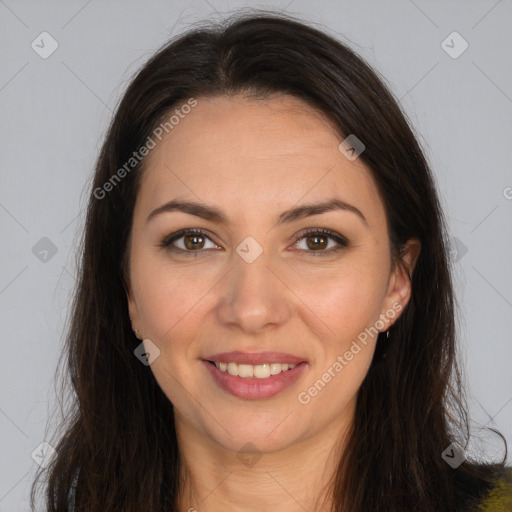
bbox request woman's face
[126,94,418,454]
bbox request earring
[130,317,141,340]
[382,323,393,358]
[374,324,392,362]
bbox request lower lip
[202,360,308,400]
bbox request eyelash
[159,228,349,258]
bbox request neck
[175,413,352,512]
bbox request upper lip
[203,351,307,365]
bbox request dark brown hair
[31,9,507,511]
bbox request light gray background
[1,0,511,510]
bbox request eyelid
[160,228,221,251]
[291,228,349,255]
[159,227,349,256]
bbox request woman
[31,10,510,512]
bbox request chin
[221,431,299,455]
[204,415,302,453]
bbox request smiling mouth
[206,360,301,379]
[202,358,308,400]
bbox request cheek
[131,252,214,342]
[294,260,387,340]
[312,347,374,416]
[297,278,380,411]
[132,250,388,352]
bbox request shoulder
[453,463,512,511]
[476,465,512,512]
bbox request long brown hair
[31,10,507,511]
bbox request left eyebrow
[276,198,369,228]
[146,198,369,228]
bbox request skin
[125,94,421,512]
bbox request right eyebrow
[146,198,369,229]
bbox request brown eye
[305,234,328,250]
[160,229,219,256]
[183,233,206,250]
[293,229,349,256]
[160,228,348,258]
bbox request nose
[215,243,292,333]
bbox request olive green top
[476,472,512,511]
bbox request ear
[380,238,421,327]
[122,267,138,323]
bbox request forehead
[136,94,385,230]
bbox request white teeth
[214,361,297,378]
[227,362,238,376]
[238,364,253,378]
[253,363,271,379]
[270,363,281,375]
